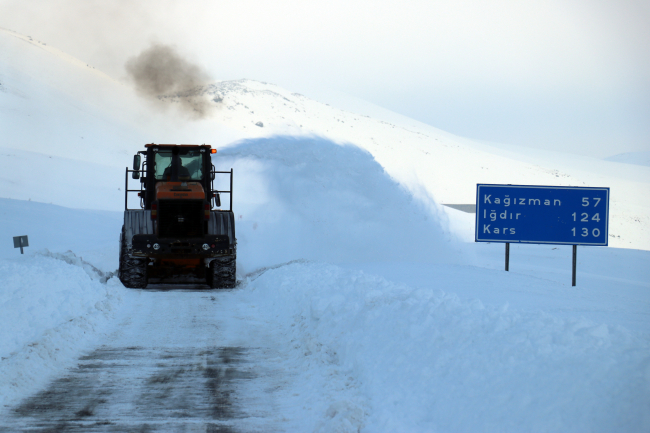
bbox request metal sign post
[475,184,609,285]
[572,245,577,286]
[13,235,29,254]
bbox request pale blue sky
[2,0,648,157]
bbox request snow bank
[214,136,463,273]
[238,262,650,432]
[0,252,123,409]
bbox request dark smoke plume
[125,44,215,118]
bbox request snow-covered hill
[1,27,649,249]
[1,28,649,432]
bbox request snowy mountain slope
[0,27,242,168]
[1,27,648,249]
[0,27,244,211]
[0,28,149,165]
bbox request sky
[1,0,649,158]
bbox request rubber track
[208,255,236,289]
[118,226,148,289]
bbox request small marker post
[505,243,510,271]
[13,235,29,254]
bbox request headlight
[153,243,160,250]
[202,243,210,251]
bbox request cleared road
[1,285,288,432]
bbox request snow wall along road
[213,136,462,274]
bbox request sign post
[572,245,577,286]
[13,235,29,254]
[475,184,609,285]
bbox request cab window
[153,149,204,181]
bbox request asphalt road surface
[0,285,288,432]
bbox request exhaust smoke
[125,44,215,118]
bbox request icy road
[1,284,289,432]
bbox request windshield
[154,149,204,181]
[179,150,204,180]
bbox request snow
[604,150,650,168]
[214,136,462,273]
[0,200,125,408]
[200,80,650,251]
[1,27,649,431]
[0,198,123,261]
[3,25,649,248]
[230,261,650,432]
[0,252,123,409]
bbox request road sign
[13,235,29,254]
[475,184,609,246]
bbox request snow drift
[214,136,462,273]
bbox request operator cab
[155,147,204,182]
[133,144,216,211]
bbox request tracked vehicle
[119,143,236,289]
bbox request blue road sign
[475,184,609,245]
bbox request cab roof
[144,143,213,149]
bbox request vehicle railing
[211,168,234,212]
[124,167,145,210]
